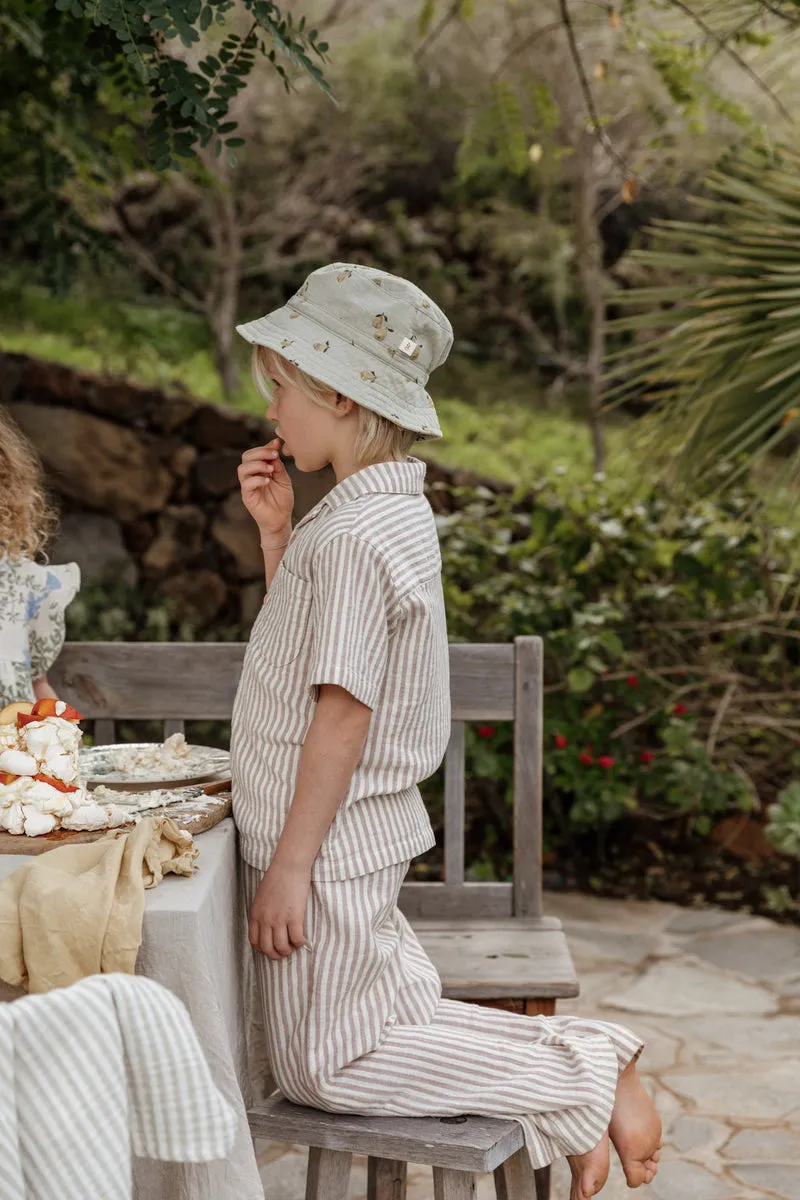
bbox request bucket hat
[236,262,453,439]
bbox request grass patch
[422,395,631,486]
[0,283,262,408]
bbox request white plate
[79,743,230,791]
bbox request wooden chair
[54,636,578,1198]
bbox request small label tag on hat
[398,336,421,359]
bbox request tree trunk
[574,146,607,474]
[206,180,243,405]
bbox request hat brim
[236,305,443,440]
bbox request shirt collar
[294,457,426,531]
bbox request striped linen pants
[243,860,642,1169]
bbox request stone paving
[258,893,800,1199]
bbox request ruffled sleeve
[26,562,81,680]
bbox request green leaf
[567,667,595,694]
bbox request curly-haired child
[0,409,80,709]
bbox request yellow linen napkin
[0,816,198,994]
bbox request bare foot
[609,1061,662,1187]
[568,1130,610,1200]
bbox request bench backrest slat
[443,720,466,886]
[52,638,543,918]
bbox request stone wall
[2,352,503,635]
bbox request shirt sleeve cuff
[308,667,382,711]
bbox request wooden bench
[53,636,577,1198]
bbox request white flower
[554,465,568,476]
[598,519,624,538]
[593,471,607,483]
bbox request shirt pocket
[253,565,313,669]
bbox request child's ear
[333,392,356,418]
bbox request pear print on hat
[372,314,391,342]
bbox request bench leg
[306,1146,352,1200]
[533,1166,551,1200]
[494,1145,539,1200]
[368,1157,408,1200]
[433,1166,477,1200]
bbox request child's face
[266,375,339,473]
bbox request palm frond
[608,145,800,489]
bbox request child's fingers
[288,918,308,950]
[239,457,276,476]
[272,923,293,958]
[253,920,278,960]
[241,441,282,465]
[269,455,291,485]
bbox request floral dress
[0,558,80,707]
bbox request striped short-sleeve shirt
[231,456,451,879]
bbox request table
[0,819,269,1200]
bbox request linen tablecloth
[0,818,269,1200]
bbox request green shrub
[436,473,798,844]
[767,783,800,860]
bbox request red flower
[579,752,594,766]
[626,675,640,688]
[672,703,688,716]
[597,755,615,769]
[584,743,593,752]
[477,724,496,739]
[640,750,654,764]
[554,733,568,749]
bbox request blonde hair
[252,346,418,467]
[0,410,58,562]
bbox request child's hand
[249,861,311,960]
[238,438,295,537]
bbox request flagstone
[607,961,778,1017]
[687,928,800,982]
[723,1128,800,1162]
[668,1117,731,1155]
[665,1061,800,1123]
[676,1015,800,1060]
[666,909,745,936]
[729,1164,800,1199]
[647,1161,738,1200]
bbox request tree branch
[758,0,800,26]
[668,0,794,123]
[558,0,637,180]
[491,21,564,79]
[110,201,205,314]
[413,1,461,61]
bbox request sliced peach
[0,701,34,725]
[0,771,18,786]
[33,773,80,794]
[17,711,40,728]
[31,698,83,721]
